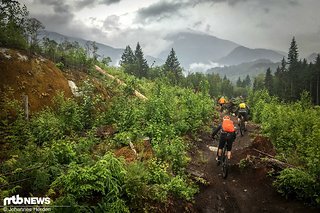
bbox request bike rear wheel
[239,116,245,136]
[221,146,228,179]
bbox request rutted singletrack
[186,116,319,213]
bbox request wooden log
[95,65,148,100]
[253,148,294,169]
[252,148,275,158]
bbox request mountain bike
[221,140,229,179]
[226,102,237,115]
[238,114,246,136]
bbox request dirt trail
[187,117,318,213]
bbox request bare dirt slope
[0,48,72,112]
[187,118,319,213]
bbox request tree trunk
[317,75,319,105]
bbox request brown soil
[0,48,72,113]
[184,118,319,213]
[0,48,113,117]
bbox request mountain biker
[226,98,237,115]
[236,102,250,130]
[218,96,227,112]
[211,115,237,164]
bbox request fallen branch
[252,148,275,158]
[0,159,48,177]
[95,65,148,100]
[0,177,34,188]
[253,148,294,169]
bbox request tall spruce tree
[120,45,135,75]
[288,37,299,68]
[314,54,320,105]
[287,37,299,99]
[163,48,183,84]
[244,75,251,87]
[265,68,273,94]
[236,77,242,87]
[120,45,135,66]
[134,42,149,78]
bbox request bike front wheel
[222,156,228,179]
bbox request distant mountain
[158,31,240,69]
[38,30,163,66]
[218,46,285,66]
[306,53,319,63]
[39,30,288,74]
[38,30,123,65]
[207,59,280,82]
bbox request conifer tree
[236,77,242,87]
[287,37,299,98]
[288,37,299,68]
[120,45,135,66]
[120,45,135,75]
[265,68,273,95]
[244,75,251,87]
[163,48,183,84]
[314,54,320,105]
[134,42,149,78]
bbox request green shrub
[249,90,320,205]
[49,139,76,164]
[30,110,64,145]
[273,168,319,205]
[153,137,189,173]
[53,94,84,133]
[167,175,198,201]
[51,152,126,201]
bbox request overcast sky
[20,0,320,58]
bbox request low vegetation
[248,90,320,205]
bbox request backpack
[222,119,235,133]
[239,103,246,109]
[219,97,226,104]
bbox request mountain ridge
[38,30,164,66]
[218,46,285,66]
[207,59,281,82]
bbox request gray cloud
[34,0,71,14]
[21,0,320,58]
[193,21,202,28]
[190,0,248,7]
[135,0,250,24]
[205,24,211,33]
[256,22,271,29]
[75,0,93,9]
[33,12,74,29]
[100,0,121,5]
[136,1,187,23]
[288,0,299,6]
[75,0,121,10]
[103,15,121,31]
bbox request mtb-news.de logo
[2,194,51,212]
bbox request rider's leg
[217,135,226,161]
[227,151,232,160]
[226,136,234,160]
